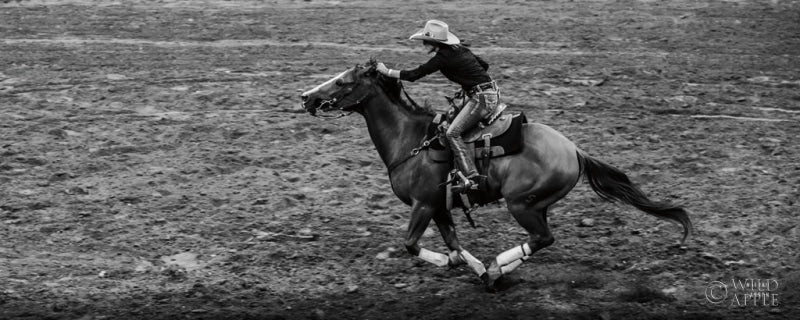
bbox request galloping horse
[300,61,692,291]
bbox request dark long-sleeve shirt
[399,45,492,90]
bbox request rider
[376,19,499,192]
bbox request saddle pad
[427,112,528,162]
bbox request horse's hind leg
[485,200,554,288]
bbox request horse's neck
[361,93,431,169]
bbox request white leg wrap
[459,250,487,276]
[418,248,449,267]
[496,243,531,266]
[500,259,524,275]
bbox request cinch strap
[481,133,492,171]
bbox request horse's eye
[335,79,344,86]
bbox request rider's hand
[376,63,400,78]
[376,62,389,75]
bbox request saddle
[464,103,509,142]
[426,109,528,163]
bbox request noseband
[311,99,352,119]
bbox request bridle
[307,66,438,174]
[309,99,354,119]
[308,67,373,119]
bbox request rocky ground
[1,0,798,319]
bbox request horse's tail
[576,149,692,244]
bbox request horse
[299,61,692,291]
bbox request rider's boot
[450,140,486,193]
[446,100,488,193]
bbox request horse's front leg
[432,209,487,278]
[403,201,454,267]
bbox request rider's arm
[379,54,444,81]
[399,54,444,82]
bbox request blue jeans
[445,90,499,177]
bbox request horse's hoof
[480,273,498,292]
[447,251,466,268]
[480,270,503,292]
[483,273,525,293]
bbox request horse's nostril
[301,94,309,102]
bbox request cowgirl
[377,20,499,191]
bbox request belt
[467,81,496,94]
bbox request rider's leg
[446,94,493,190]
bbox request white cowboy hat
[408,19,460,45]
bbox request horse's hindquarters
[489,123,581,202]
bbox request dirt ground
[1,0,799,319]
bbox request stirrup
[451,181,472,194]
[452,173,486,193]
[469,175,487,191]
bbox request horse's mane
[359,58,437,116]
[373,71,438,117]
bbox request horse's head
[301,60,379,117]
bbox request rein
[399,81,423,111]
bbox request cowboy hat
[409,20,460,45]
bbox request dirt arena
[1,0,798,319]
